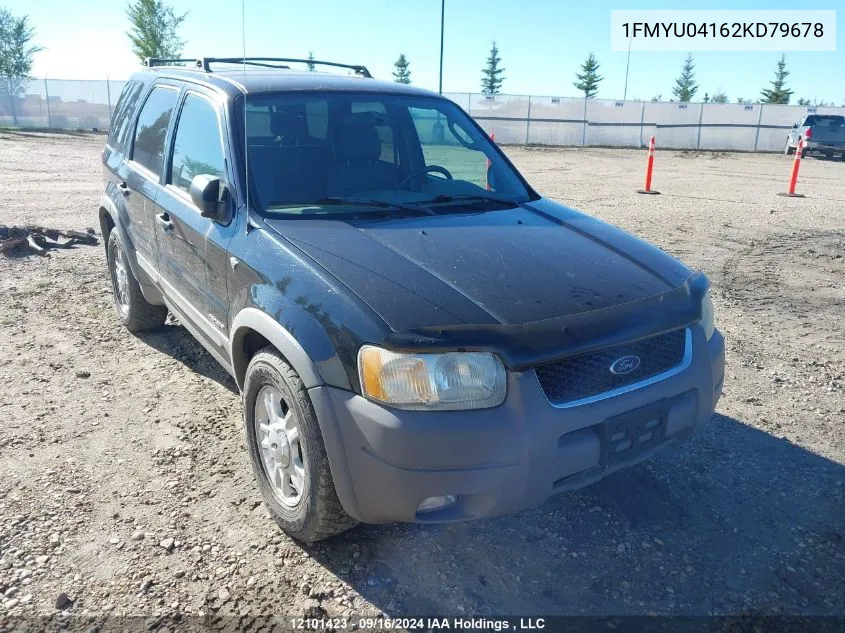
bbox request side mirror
[190,174,230,223]
[792,123,798,129]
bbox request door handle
[117,181,130,196]
[155,213,174,232]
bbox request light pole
[438,0,445,93]
[623,32,632,101]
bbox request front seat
[327,123,398,196]
[249,110,330,205]
[270,110,309,147]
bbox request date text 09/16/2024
[289,617,547,631]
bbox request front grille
[535,328,688,405]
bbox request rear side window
[169,94,226,193]
[245,100,328,141]
[305,101,328,140]
[245,102,272,138]
[107,80,145,152]
[132,86,179,176]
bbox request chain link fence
[447,92,845,152]
[1,79,126,132]
[2,79,843,152]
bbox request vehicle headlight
[701,291,715,341]
[358,345,507,410]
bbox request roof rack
[144,56,372,78]
[198,57,372,77]
[144,58,198,67]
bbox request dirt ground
[0,131,843,630]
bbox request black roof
[134,66,442,100]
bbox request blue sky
[8,0,844,104]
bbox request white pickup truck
[785,114,845,159]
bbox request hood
[264,198,694,334]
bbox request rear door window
[169,93,226,194]
[107,80,145,152]
[131,85,179,176]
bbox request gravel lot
[1,131,843,629]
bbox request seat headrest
[335,124,382,162]
[270,111,308,144]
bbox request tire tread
[245,348,357,542]
[107,231,167,332]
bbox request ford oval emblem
[610,355,641,375]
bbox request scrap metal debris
[0,225,98,257]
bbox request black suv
[100,57,725,542]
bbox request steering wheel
[397,165,453,189]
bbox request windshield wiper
[420,193,518,207]
[269,197,435,216]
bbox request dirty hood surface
[264,198,693,333]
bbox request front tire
[243,348,356,542]
[107,231,167,332]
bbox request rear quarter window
[107,80,145,152]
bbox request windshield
[241,92,533,216]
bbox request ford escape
[99,57,725,542]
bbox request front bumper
[309,325,725,524]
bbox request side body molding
[229,307,324,391]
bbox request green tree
[134,110,170,158]
[126,0,187,64]
[181,155,222,182]
[573,52,602,98]
[671,54,698,102]
[797,97,811,106]
[480,41,505,95]
[702,92,710,103]
[0,8,42,125]
[392,53,411,84]
[760,55,793,104]
[711,91,728,104]
[306,50,315,72]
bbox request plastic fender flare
[98,194,140,276]
[229,307,324,391]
